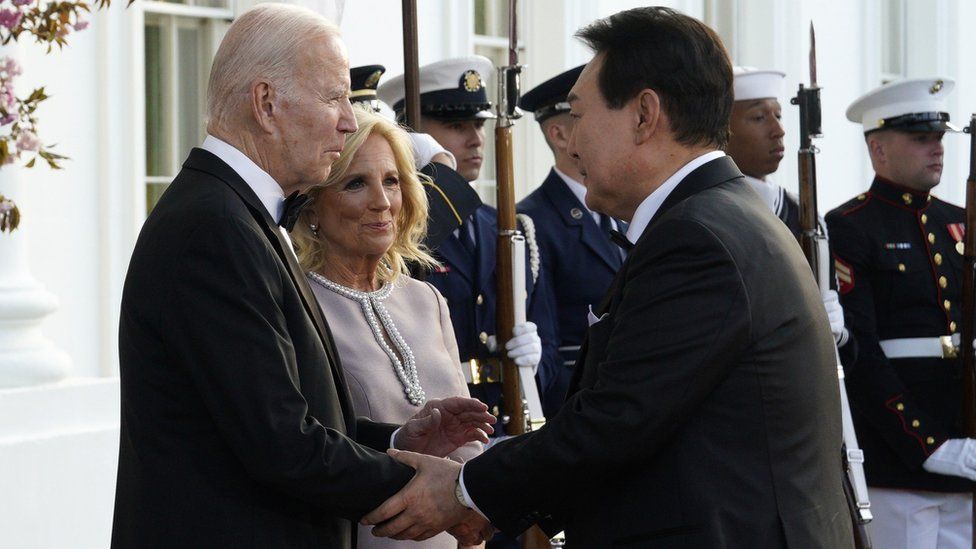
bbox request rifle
[959,113,976,549]
[400,0,421,132]
[494,1,550,547]
[791,23,872,549]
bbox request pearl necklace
[307,272,426,406]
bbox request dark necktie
[279,191,313,232]
[609,229,634,252]
[598,213,613,235]
[458,218,477,255]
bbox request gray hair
[207,3,340,129]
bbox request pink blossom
[15,130,39,152]
[11,0,32,7]
[0,9,22,30]
[1,57,21,78]
[0,113,16,126]
[73,20,89,31]
[0,86,15,112]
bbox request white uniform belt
[879,334,960,359]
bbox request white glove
[822,289,845,343]
[922,438,976,481]
[485,322,542,375]
[407,132,457,170]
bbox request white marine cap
[377,55,496,121]
[846,77,958,134]
[732,66,786,101]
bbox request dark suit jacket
[464,156,853,548]
[517,169,622,416]
[112,149,413,549]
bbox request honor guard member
[349,64,385,112]
[378,57,561,433]
[516,64,625,417]
[826,77,974,549]
[727,66,852,355]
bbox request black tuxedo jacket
[112,149,413,548]
[464,156,853,548]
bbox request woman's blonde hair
[293,106,437,284]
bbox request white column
[0,168,71,387]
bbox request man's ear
[635,89,660,144]
[546,121,570,150]
[250,79,278,134]
[867,134,886,165]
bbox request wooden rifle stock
[496,125,524,435]
[792,42,872,546]
[959,114,976,549]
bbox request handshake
[380,397,501,545]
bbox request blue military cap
[349,65,385,112]
[378,56,496,121]
[519,65,584,122]
[847,77,960,134]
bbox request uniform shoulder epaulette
[833,193,873,216]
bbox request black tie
[458,218,477,255]
[609,229,634,252]
[598,213,613,235]
[279,191,313,232]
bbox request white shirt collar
[552,166,601,224]
[742,174,784,217]
[625,150,726,244]
[201,135,286,223]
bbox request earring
[309,223,318,236]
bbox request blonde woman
[293,106,483,549]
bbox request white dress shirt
[200,135,295,251]
[625,150,726,245]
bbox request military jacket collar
[870,176,934,211]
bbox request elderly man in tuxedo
[361,6,854,548]
[111,5,493,548]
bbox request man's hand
[487,322,543,375]
[395,397,496,457]
[923,438,976,481]
[363,449,494,544]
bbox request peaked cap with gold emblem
[349,65,386,112]
[378,55,496,121]
[846,77,960,134]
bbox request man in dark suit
[111,5,493,548]
[517,65,625,417]
[362,7,854,548]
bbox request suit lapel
[542,170,621,271]
[183,149,355,432]
[436,233,475,283]
[568,156,743,397]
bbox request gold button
[928,233,936,244]
[927,437,936,445]
[921,214,928,224]
[935,253,943,265]
[940,276,948,288]
[951,321,958,332]
[898,263,906,272]
[903,193,913,205]
[896,403,905,411]
[476,294,484,305]
[479,331,488,344]
[857,194,866,201]
[912,420,921,428]
[944,300,951,311]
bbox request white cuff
[389,427,400,450]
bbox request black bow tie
[279,191,313,232]
[609,229,634,252]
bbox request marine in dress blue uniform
[378,57,561,431]
[826,77,974,549]
[516,65,625,417]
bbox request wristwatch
[454,474,471,509]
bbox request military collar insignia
[570,207,584,220]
